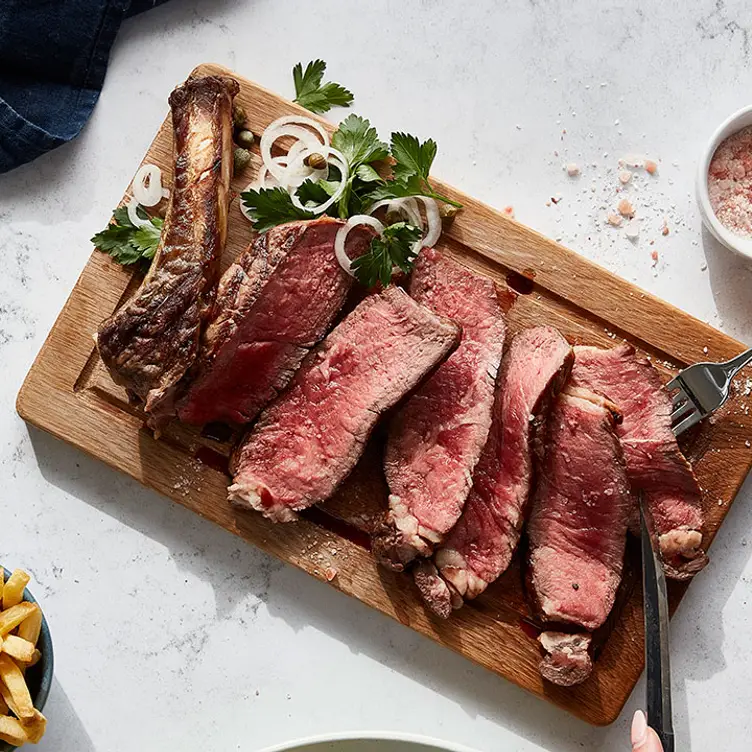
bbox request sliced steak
[527,387,631,685]
[228,286,460,522]
[97,75,238,431]
[414,326,573,617]
[372,249,507,571]
[538,632,593,687]
[571,344,707,579]
[176,218,373,426]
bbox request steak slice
[97,75,238,431]
[228,286,460,522]
[538,632,593,687]
[571,344,707,580]
[527,387,630,687]
[176,218,373,426]
[414,326,573,617]
[372,249,507,571]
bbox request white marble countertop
[2,1,752,750]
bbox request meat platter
[17,63,752,725]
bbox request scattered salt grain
[566,163,580,177]
[325,567,338,582]
[624,222,639,241]
[703,346,709,354]
[746,440,751,448]
[619,170,632,184]
[651,250,659,265]
[645,159,658,175]
[607,213,623,227]
[618,198,635,218]
[503,205,515,218]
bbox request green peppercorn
[232,104,247,128]
[304,152,327,170]
[233,147,251,174]
[235,129,255,149]
[439,204,459,229]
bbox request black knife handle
[655,728,674,752]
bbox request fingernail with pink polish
[631,710,648,749]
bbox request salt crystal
[703,346,709,354]
[566,163,580,177]
[645,159,658,174]
[606,213,623,227]
[618,198,635,218]
[624,222,639,240]
[619,170,632,184]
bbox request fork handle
[722,346,752,379]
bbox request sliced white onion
[260,116,329,184]
[368,197,422,229]
[126,197,153,229]
[290,148,349,215]
[334,215,385,276]
[132,164,164,207]
[415,196,441,248]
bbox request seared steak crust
[415,326,573,616]
[97,75,238,431]
[571,344,707,579]
[228,286,460,522]
[373,249,507,570]
[177,218,372,426]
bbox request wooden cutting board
[17,63,752,726]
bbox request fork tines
[667,377,703,436]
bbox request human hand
[631,710,664,751]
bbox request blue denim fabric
[0,0,168,174]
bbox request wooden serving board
[17,64,752,726]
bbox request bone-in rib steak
[414,326,573,617]
[228,286,460,522]
[176,218,372,426]
[97,75,238,431]
[570,344,707,579]
[372,249,506,571]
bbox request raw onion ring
[334,215,385,275]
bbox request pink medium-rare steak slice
[570,344,707,580]
[528,387,631,685]
[414,326,573,618]
[228,286,460,522]
[528,387,630,632]
[176,218,373,426]
[372,249,507,571]
[97,75,238,432]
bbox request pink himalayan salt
[708,125,752,237]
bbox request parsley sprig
[91,206,163,267]
[292,60,354,114]
[350,222,422,288]
[240,109,462,287]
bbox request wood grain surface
[17,63,752,726]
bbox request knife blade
[639,493,675,752]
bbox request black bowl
[0,570,53,751]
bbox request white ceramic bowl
[257,732,484,752]
[696,104,752,261]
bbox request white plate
[258,732,483,752]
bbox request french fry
[2,635,35,663]
[16,608,42,647]
[2,570,30,610]
[0,680,19,717]
[0,693,7,715]
[0,603,37,636]
[0,655,33,718]
[20,709,46,743]
[25,650,41,669]
[0,715,28,746]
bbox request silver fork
[669,346,752,434]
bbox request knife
[639,493,675,752]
